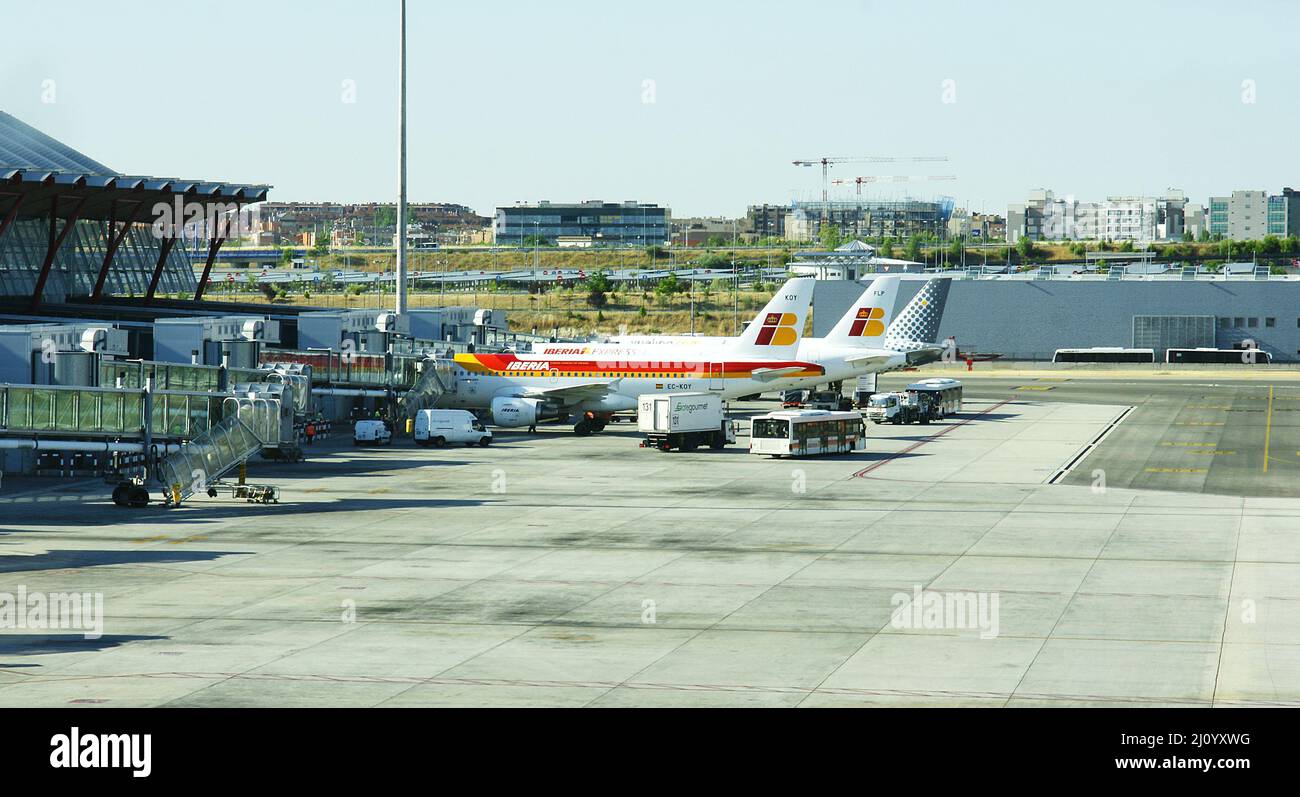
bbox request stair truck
[638,393,737,452]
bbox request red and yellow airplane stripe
[453,353,822,379]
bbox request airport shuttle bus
[749,410,866,458]
[1053,348,1155,364]
[1165,347,1272,365]
[906,378,964,418]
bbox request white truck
[637,392,737,452]
[865,391,936,425]
[415,409,492,448]
[353,419,393,446]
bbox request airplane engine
[490,397,553,427]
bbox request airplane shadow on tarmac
[0,634,169,659]
[0,548,237,573]
[2,497,492,528]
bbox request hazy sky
[1,0,1295,218]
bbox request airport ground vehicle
[907,378,963,418]
[1165,347,1272,364]
[865,391,935,425]
[353,419,393,446]
[638,393,736,452]
[853,373,878,408]
[1054,347,1155,364]
[749,410,866,457]
[805,389,853,411]
[414,409,492,448]
[781,390,808,408]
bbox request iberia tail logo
[849,307,886,337]
[755,312,799,346]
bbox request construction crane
[832,175,959,196]
[792,156,949,203]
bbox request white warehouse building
[1008,189,1189,243]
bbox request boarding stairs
[399,357,457,418]
[156,396,282,506]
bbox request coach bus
[749,410,866,458]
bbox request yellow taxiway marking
[134,534,208,544]
[1015,386,1055,391]
[1175,422,1225,427]
[1161,442,1218,448]
[1145,468,1209,474]
[1190,450,1235,456]
[1264,385,1275,474]
[1186,404,1230,410]
[166,534,209,545]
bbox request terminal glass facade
[0,218,196,302]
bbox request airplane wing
[749,366,810,382]
[884,340,949,367]
[904,345,947,366]
[519,380,620,404]
[843,352,896,367]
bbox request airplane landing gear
[575,412,611,436]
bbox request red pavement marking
[852,398,1016,478]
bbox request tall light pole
[395,0,409,315]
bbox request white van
[353,419,393,446]
[415,409,493,448]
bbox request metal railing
[0,384,228,438]
[156,396,281,501]
[399,358,455,417]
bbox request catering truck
[637,393,737,452]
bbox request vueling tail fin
[729,277,815,356]
[885,277,951,346]
[824,276,901,346]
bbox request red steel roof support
[193,215,229,301]
[145,234,178,301]
[29,193,88,310]
[90,199,149,302]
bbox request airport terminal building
[814,273,1300,362]
[0,111,268,305]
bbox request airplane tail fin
[729,277,815,356]
[823,276,901,346]
[885,277,951,347]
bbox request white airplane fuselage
[444,342,825,417]
[600,336,911,391]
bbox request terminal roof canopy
[0,110,270,222]
[0,110,116,174]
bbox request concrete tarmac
[1,380,1297,707]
